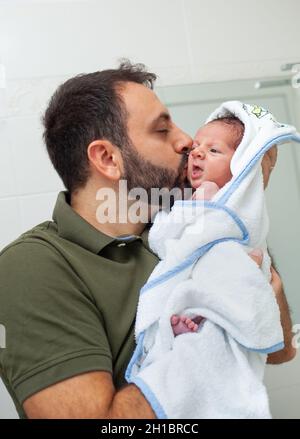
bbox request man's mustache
[178,153,188,174]
[177,153,190,186]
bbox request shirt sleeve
[0,241,113,407]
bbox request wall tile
[0,380,18,419]
[7,117,64,195]
[268,383,300,419]
[0,198,21,250]
[0,88,8,119]
[0,119,16,198]
[3,76,66,119]
[265,353,300,391]
[0,0,189,81]
[184,0,300,81]
[19,191,58,232]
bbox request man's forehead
[120,81,169,122]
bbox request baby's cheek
[216,166,232,187]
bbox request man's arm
[267,266,297,364]
[249,250,296,364]
[260,148,296,363]
[23,371,156,419]
[0,243,154,419]
[22,248,296,419]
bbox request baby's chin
[188,177,203,190]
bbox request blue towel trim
[125,332,145,381]
[140,201,249,294]
[218,133,300,205]
[240,341,285,354]
[126,375,168,419]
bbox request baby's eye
[210,148,219,153]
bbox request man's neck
[70,186,147,238]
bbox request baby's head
[188,116,245,189]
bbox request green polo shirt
[0,191,158,419]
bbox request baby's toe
[171,315,179,325]
[185,317,192,325]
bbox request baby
[171,115,245,336]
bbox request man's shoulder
[0,219,85,311]
[0,220,61,265]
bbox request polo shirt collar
[52,191,151,254]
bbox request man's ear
[87,140,123,181]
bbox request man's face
[188,122,235,189]
[119,82,193,194]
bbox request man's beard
[121,141,189,209]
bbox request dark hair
[43,60,157,193]
[210,116,245,150]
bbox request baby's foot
[171,314,201,336]
[192,181,219,200]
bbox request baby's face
[188,121,236,189]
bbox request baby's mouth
[192,164,204,179]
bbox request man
[0,61,296,419]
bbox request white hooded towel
[125,101,300,419]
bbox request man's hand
[267,266,297,363]
[248,248,263,266]
[249,248,296,364]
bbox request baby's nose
[192,146,205,158]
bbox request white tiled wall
[0,198,21,250]
[0,120,16,199]
[185,0,300,82]
[0,0,299,419]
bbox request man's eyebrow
[150,112,171,128]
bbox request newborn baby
[171,115,245,336]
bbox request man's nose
[174,130,193,155]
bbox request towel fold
[125,101,300,419]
